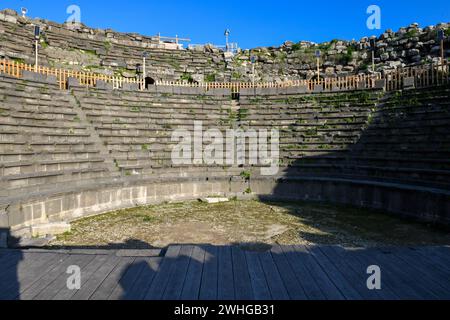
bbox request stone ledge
[22,70,57,85]
[116,249,162,257]
[31,222,71,238]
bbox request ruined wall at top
[234,22,450,82]
[0,8,449,83]
[0,9,231,82]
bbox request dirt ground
[49,200,450,249]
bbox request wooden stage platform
[0,245,449,300]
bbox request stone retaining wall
[3,175,449,239]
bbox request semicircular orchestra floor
[49,200,450,249]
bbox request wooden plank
[145,245,182,300]
[231,247,253,300]
[270,245,308,300]
[258,251,289,300]
[325,246,397,300]
[217,246,234,300]
[53,254,110,300]
[306,246,362,300]
[180,246,206,300]
[357,248,430,300]
[343,247,404,299]
[163,245,194,300]
[318,246,388,300]
[245,251,271,300]
[293,246,345,300]
[0,253,63,300]
[388,247,450,299]
[0,250,18,263]
[0,251,40,285]
[90,257,135,300]
[373,247,445,299]
[279,245,326,300]
[199,245,219,300]
[416,247,450,268]
[108,257,147,300]
[34,254,96,300]
[20,254,80,300]
[403,247,450,280]
[71,255,121,300]
[123,257,162,300]
[0,251,23,273]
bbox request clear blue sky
[3,0,450,48]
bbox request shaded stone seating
[240,88,450,187]
[0,75,113,196]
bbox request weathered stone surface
[313,84,324,93]
[95,80,113,90]
[31,222,71,238]
[375,79,386,89]
[121,82,139,91]
[22,70,57,84]
[403,77,415,89]
[67,77,81,88]
[200,197,229,204]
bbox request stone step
[30,222,71,238]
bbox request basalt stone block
[277,87,288,95]
[206,88,231,96]
[297,85,308,94]
[374,79,386,90]
[178,86,189,95]
[331,85,341,92]
[189,87,204,95]
[121,82,139,91]
[46,75,57,84]
[222,88,231,96]
[240,88,255,96]
[21,70,41,82]
[403,77,415,89]
[267,87,278,95]
[285,87,297,95]
[67,77,81,88]
[145,85,157,93]
[357,81,366,90]
[285,86,307,94]
[95,80,113,90]
[313,84,324,93]
[22,70,56,84]
[258,88,271,96]
[157,85,173,94]
[172,86,182,95]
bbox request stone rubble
[0,8,448,83]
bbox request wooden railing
[384,62,449,91]
[0,59,142,90]
[155,73,382,91]
[0,58,448,93]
